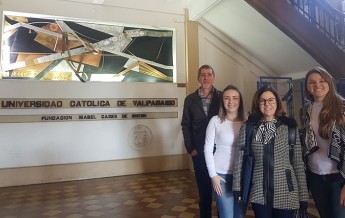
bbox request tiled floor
[0,170,319,218]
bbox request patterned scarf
[254,119,277,144]
[302,103,319,156]
[302,102,345,178]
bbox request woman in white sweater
[204,84,246,218]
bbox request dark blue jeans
[307,170,345,218]
[252,203,295,218]
[192,152,213,218]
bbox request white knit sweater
[204,115,243,178]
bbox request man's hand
[211,176,225,196]
[190,149,198,157]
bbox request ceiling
[199,0,321,78]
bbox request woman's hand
[340,184,345,207]
[211,176,225,196]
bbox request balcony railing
[287,0,345,51]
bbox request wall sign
[0,98,178,123]
[0,112,178,123]
[0,98,178,109]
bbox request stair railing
[287,0,345,51]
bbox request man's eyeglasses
[259,98,276,105]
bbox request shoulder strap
[339,128,344,169]
[288,125,296,146]
[288,125,297,164]
[245,122,254,155]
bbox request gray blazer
[233,115,309,209]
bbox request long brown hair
[218,85,246,123]
[304,67,345,139]
[251,86,284,118]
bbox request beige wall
[185,20,200,95]
[0,0,189,187]
[0,155,189,187]
[0,0,278,187]
[197,19,275,112]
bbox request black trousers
[192,152,213,218]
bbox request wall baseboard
[0,154,190,187]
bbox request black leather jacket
[181,87,222,154]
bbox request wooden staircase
[245,0,345,78]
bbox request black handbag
[241,122,255,204]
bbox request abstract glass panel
[1,12,175,82]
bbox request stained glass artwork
[1,12,175,82]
